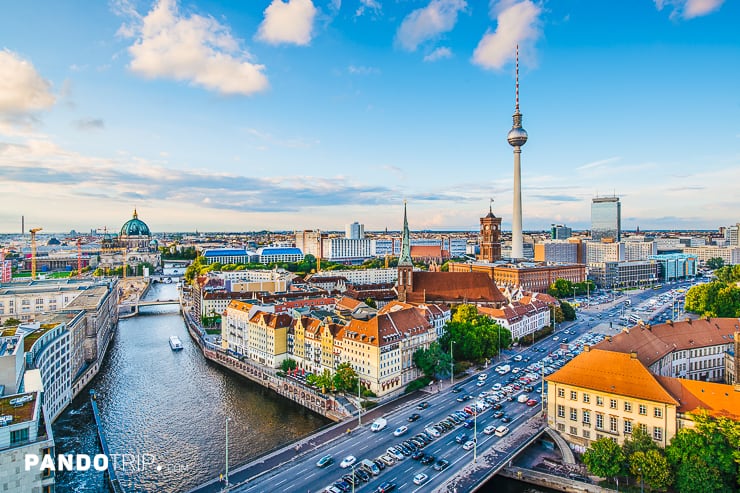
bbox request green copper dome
[120,209,151,237]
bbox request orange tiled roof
[410,245,444,258]
[656,376,740,420]
[406,271,506,304]
[344,307,432,347]
[336,296,364,311]
[593,318,739,367]
[545,348,678,405]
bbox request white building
[478,297,551,341]
[322,238,372,263]
[346,222,365,240]
[371,238,399,257]
[683,246,740,265]
[623,241,657,261]
[309,268,397,285]
[257,247,304,264]
[585,241,624,264]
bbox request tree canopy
[685,279,740,317]
[583,437,625,480]
[438,305,511,363]
[547,278,596,299]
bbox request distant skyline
[1,0,738,233]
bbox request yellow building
[546,347,740,453]
[246,311,292,368]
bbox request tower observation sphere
[507,126,528,147]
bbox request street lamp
[351,464,356,493]
[450,340,455,387]
[224,417,231,491]
[357,377,362,428]
[473,406,478,463]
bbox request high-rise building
[507,45,528,259]
[725,223,740,247]
[346,222,365,240]
[550,224,572,240]
[591,196,621,242]
[478,202,502,262]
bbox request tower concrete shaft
[506,44,527,260]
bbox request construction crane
[29,227,43,279]
[77,238,82,278]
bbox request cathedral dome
[120,209,151,237]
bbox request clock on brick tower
[478,202,502,263]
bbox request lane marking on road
[275,478,288,486]
[404,466,414,473]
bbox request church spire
[398,201,413,267]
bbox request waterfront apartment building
[546,348,740,453]
[533,241,578,264]
[246,312,293,368]
[591,196,621,242]
[682,246,740,265]
[593,318,738,382]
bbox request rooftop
[656,376,740,420]
[0,392,38,426]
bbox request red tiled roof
[545,348,679,405]
[344,307,432,347]
[656,376,740,420]
[406,272,506,304]
[593,318,739,368]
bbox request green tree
[706,257,725,270]
[280,358,297,372]
[440,306,511,363]
[413,342,453,380]
[333,362,358,393]
[2,318,21,327]
[583,437,625,481]
[560,300,576,321]
[552,305,565,324]
[364,298,377,308]
[548,278,573,299]
[630,449,672,492]
[665,412,740,492]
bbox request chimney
[584,344,590,352]
[630,351,638,359]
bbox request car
[387,447,404,461]
[412,450,424,460]
[433,459,450,471]
[483,425,497,435]
[476,380,486,386]
[478,373,488,380]
[413,473,429,485]
[380,454,395,466]
[451,386,463,393]
[375,482,396,493]
[456,394,471,402]
[492,403,502,410]
[553,336,560,341]
[494,425,510,437]
[342,474,356,486]
[462,440,475,451]
[513,355,523,361]
[403,440,418,451]
[493,410,504,418]
[420,454,435,465]
[333,480,351,492]
[408,413,421,422]
[340,455,357,468]
[491,383,502,391]
[526,399,538,406]
[463,419,474,429]
[316,454,334,468]
[355,468,370,482]
[393,425,409,437]
[417,401,430,410]
[373,458,386,470]
[501,415,512,423]
[455,432,468,443]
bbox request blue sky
[0,0,738,234]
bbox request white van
[370,417,387,432]
[494,425,510,437]
[517,394,529,403]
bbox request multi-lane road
[223,281,698,493]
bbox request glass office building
[591,196,621,242]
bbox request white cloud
[121,0,268,96]
[395,0,467,52]
[0,49,55,115]
[256,0,317,46]
[348,65,380,75]
[472,0,542,70]
[654,0,724,19]
[355,0,382,17]
[424,46,453,62]
[576,156,621,171]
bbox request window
[557,405,565,418]
[654,407,663,418]
[639,404,647,415]
[610,416,618,433]
[558,388,565,398]
[609,399,618,409]
[570,390,578,400]
[557,423,565,432]
[583,410,591,425]
[583,429,591,439]
[624,420,632,434]
[653,426,663,441]
[596,396,604,406]
[624,401,632,412]
[10,427,29,445]
[596,414,604,429]
[570,426,578,435]
[570,408,578,421]
[583,393,590,404]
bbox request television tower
[507,44,528,260]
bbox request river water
[52,283,330,493]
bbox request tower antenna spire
[515,44,520,113]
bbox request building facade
[591,196,621,242]
[534,241,578,264]
[649,253,698,281]
[478,206,502,263]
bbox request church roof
[120,209,151,237]
[406,271,506,304]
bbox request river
[52,283,330,493]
